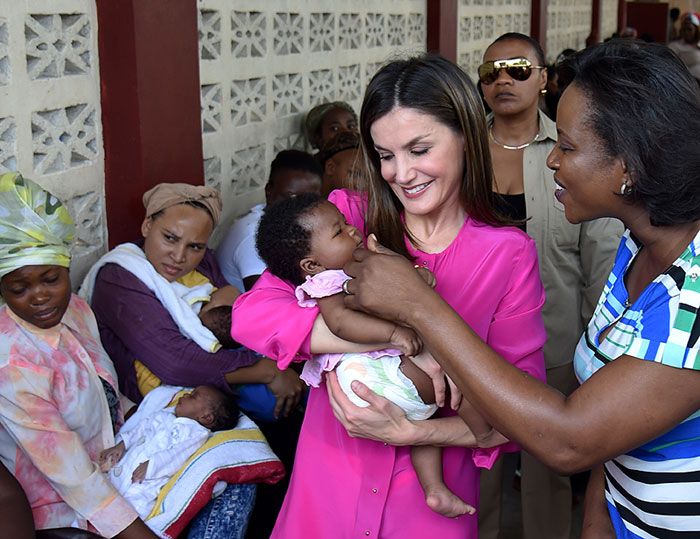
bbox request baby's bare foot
[425,485,476,518]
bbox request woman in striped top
[332,40,700,538]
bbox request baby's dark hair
[207,387,240,431]
[256,193,325,285]
[200,305,238,349]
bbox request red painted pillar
[586,0,602,46]
[96,0,203,247]
[531,0,548,58]
[427,0,458,63]
[618,0,627,34]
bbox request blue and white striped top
[574,229,700,538]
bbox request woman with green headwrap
[0,172,157,539]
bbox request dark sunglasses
[477,57,545,85]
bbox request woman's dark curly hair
[256,193,325,285]
[559,39,700,226]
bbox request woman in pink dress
[232,54,546,538]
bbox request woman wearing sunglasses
[477,33,622,539]
[337,39,700,539]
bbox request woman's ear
[300,257,324,276]
[620,160,633,186]
[141,217,153,238]
[324,158,336,178]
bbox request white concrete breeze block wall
[546,0,593,62]
[197,0,427,246]
[457,0,532,81]
[0,0,106,287]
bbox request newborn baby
[99,385,238,518]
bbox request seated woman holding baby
[78,182,303,535]
[0,172,157,538]
[81,182,304,417]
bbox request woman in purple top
[87,183,304,539]
[89,183,303,411]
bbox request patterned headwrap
[0,172,75,279]
[142,182,222,227]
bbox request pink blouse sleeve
[473,237,546,468]
[232,270,319,370]
[233,191,367,370]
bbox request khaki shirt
[489,111,624,369]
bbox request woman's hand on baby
[445,374,463,411]
[132,461,149,483]
[409,351,448,408]
[344,234,433,325]
[390,325,422,356]
[267,365,305,419]
[98,441,125,473]
[326,371,414,445]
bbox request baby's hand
[415,266,436,288]
[132,461,149,483]
[390,325,422,356]
[98,441,125,473]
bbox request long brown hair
[356,54,506,258]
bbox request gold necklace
[489,127,539,150]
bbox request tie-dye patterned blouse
[0,294,138,537]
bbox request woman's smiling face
[370,106,465,219]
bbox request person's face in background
[141,204,213,282]
[480,39,547,118]
[322,147,361,197]
[265,168,322,206]
[318,107,358,149]
[0,265,71,329]
[680,19,699,44]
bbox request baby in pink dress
[256,193,505,517]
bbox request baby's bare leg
[398,356,435,404]
[411,445,476,517]
[399,357,475,517]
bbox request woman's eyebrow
[162,228,181,240]
[375,134,430,152]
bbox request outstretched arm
[343,238,700,474]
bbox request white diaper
[335,353,438,421]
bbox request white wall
[547,0,593,62]
[601,0,619,41]
[197,0,427,245]
[457,0,532,80]
[0,0,106,286]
